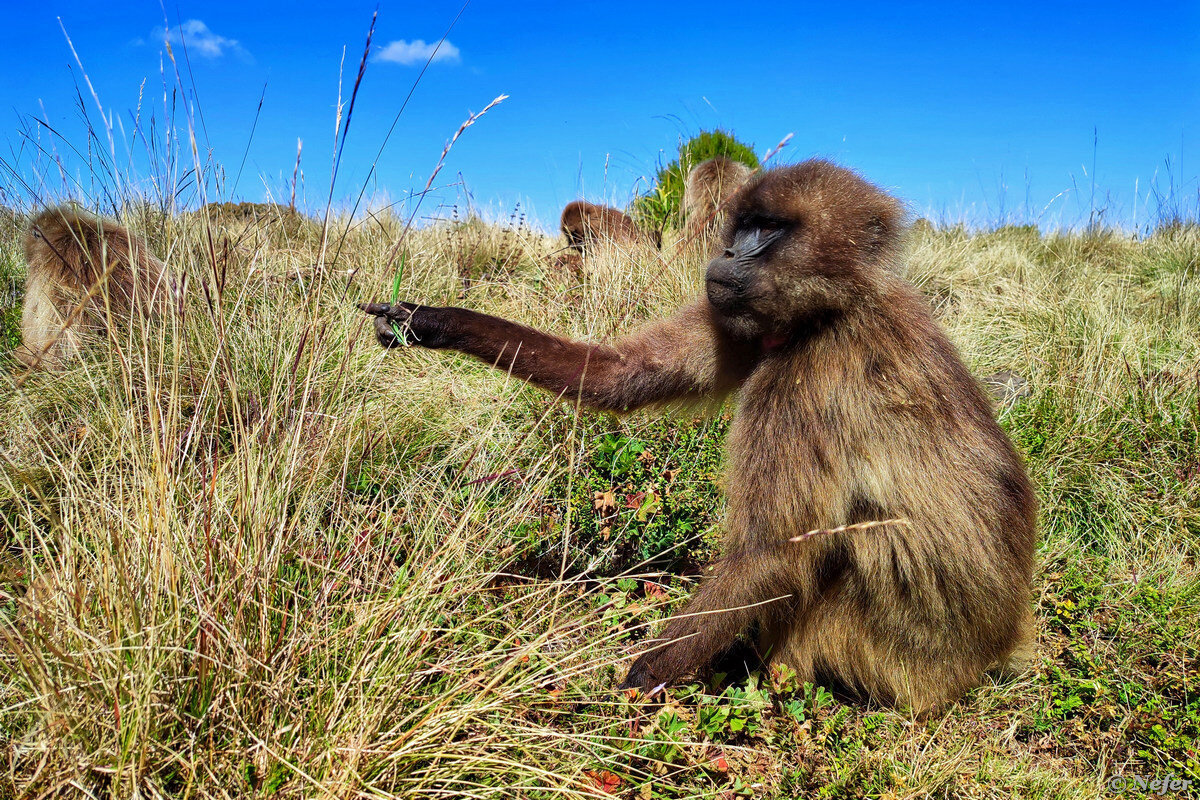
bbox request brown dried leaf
[594,490,617,513]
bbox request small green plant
[640,709,690,766]
[521,417,727,574]
[697,674,771,739]
[780,681,835,725]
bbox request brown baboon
[16,207,176,367]
[682,156,753,239]
[559,200,657,254]
[360,160,1037,713]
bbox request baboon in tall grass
[361,160,1037,713]
[559,200,657,254]
[16,207,175,367]
[682,156,753,240]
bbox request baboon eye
[755,217,789,233]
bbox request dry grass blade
[788,517,911,542]
[372,94,509,282]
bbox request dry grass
[0,205,1197,798]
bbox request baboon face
[705,160,903,340]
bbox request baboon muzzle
[705,257,751,312]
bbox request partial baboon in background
[16,207,176,367]
[559,200,658,255]
[361,160,1037,713]
[197,201,313,239]
[682,156,753,240]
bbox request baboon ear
[866,214,888,242]
[864,212,898,254]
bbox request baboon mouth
[707,279,767,321]
[707,275,743,292]
[705,282,745,314]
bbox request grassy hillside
[0,208,1197,798]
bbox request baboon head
[559,200,644,253]
[682,156,753,227]
[704,160,905,340]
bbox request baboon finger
[373,315,406,348]
[359,301,393,316]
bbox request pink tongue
[762,333,787,352]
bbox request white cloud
[150,20,249,60]
[373,39,461,66]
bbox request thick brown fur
[682,156,753,241]
[559,200,659,254]
[361,159,1037,713]
[17,207,175,366]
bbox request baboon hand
[358,301,457,350]
[620,652,668,695]
[620,632,697,696]
[621,644,689,696]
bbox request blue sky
[0,1,1196,231]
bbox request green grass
[0,234,22,358]
[0,209,1198,798]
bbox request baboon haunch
[559,200,656,254]
[361,160,1037,712]
[16,207,175,367]
[682,156,753,239]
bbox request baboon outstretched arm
[621,543,806,692]
[359,300,755,413]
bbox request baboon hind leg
[769,599,982,714]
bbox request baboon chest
[723,355,859,548]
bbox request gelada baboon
[559,200,658,254]
[16,207,175,367]
[682,156,753,238]
[360,160,1036,712]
